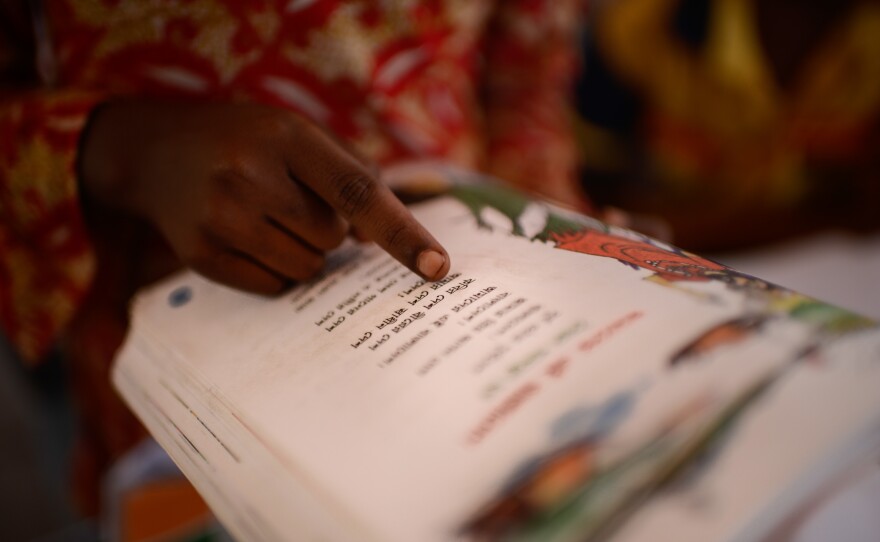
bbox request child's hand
[80,100,450,294]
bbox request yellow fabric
[597,0,880,206]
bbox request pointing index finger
[287,126,450,281]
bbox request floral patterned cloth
[0,0,585,510]
[1,0,584,362]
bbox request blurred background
[570,0,880,324]
[0,342,91,540]
[576,0,880,252]
[2,0,878,540]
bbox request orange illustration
[552,229,728,282]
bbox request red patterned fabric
[0,90,101,361]
[0,0,585,509]
[1,0,584,363]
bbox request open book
[113,167,880,542]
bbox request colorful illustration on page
[459,355,819,542]
[447,183,875,337]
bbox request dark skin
[79,100,451,295]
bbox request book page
[115,182,880,542]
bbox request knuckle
[380,219,408,250]
[197,198,236,240]
[258,111,294,142]
[281,197,309,222]
[209,162,248,196]
[332,170,377,217]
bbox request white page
[116,186,880,542]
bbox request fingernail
[417,249,447,280]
